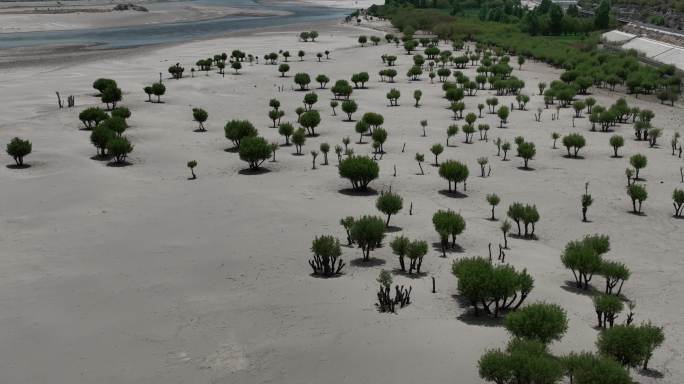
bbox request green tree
[90,125,115,157]
[278,122,294,145]
[610,135,624,157]
[351,72,369,88]
[446,124,458,146]
[192,108,208,131]
[299,110,321,136]
[600,260,630,295]
[497,106,509,128]
[593,294,624,328]
[224,120,257,149]
[338,156,379,191]
[594,0,611,29]
[316,74,329,88]
[561,234,610,289]
[597,325,651,369]
[413,89,422,107]
[504,302,568,344]
[673,189,684,217]
[386,88,400,106]
[239,136,271,170]
[433,209,466,255]
[278,63,290,77]
[319,142,330,165]
[79,107,108,130]
[438,160,469,192]
[560,352,631,384]
[100,116,127,136]
[292,128,306,155]
[487,194,500,220]
[294,73,311,90]
[187,160,197,179]
[341,99,358,121]
[630,153,647,179]
[391,235,410,272]
[639,322,665,370]
[93,78,117,95]
[563,133,586,158]
[350,215,385,261]
[110,107,131,123]
[430,143,444,165]
[517,142,536,169]
[453,257,533,316]
[627,183,647,214]
[106,136,133,164]
[151,82,166,103]
[6,137,32,166]
[101,86,122,110]
[376,192,403,227]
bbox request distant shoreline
[0,0,289,34]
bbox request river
[0,0,351,50]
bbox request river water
[0,0,350,50]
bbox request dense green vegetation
[370,1,681,101]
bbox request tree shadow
[509,234,538,241]
[560,280,595,296]
[628,210,647,217]
[562,154,585,160]
[224,147,239,153]
[309,272,344,279]
[431,242,464,255]
[193,128,208,133]
[238,167,271,175]
[517,166,536,171]
[386,225,403,233]
[639,368,664,378]
[107,160,132,167]
[6,163,31,169]
[90,154,113,161]
[452,295,504,327]
[350,257,385,267]
[292,152,305,156]
[438,190,468,199]
[672,215,684,220]
[392,269,428,279]
[338,187,378,196]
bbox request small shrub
[6,137,32,166]
[309,235,344,276]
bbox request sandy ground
[0,0,288,33]
[0,18,683,384]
